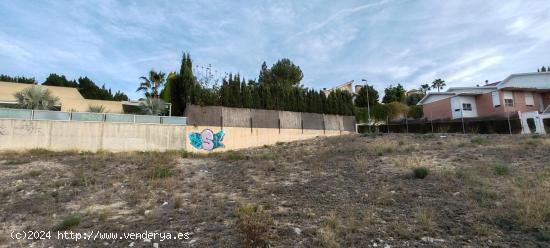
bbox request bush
[493,164,510,176]
[536,226,550,241]
[413,167,429,179]
[408,105,423,119]
[470,137,487,145]
[54,216,80,231]
[225,151,245,161]
[150,166,172,179]
[235,204,273,248]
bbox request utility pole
[361,79,371,133]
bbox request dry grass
[1,134,549,247]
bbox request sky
[1,0,549,100]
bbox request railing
[0,108,186,125]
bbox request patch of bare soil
[0,134,549,247]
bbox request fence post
[301,119,304,134]
[278,118,281,134]
[430,114,434,133]
[322,114,326,135]
[505,112,521,135]
[31,110,34,120]
[250,117,253,134]
[386,116,389,133]
[405,117,409,134]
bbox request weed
[315,214,341,248]
[413,167,429,179]
[492,164,510,176]
[4,159,30,165]
[472,223,491,236]
[493,214,519,231]
[225,151,245,161]
[472,188,498,207]
[173,195,183,209]
[470,137,487,145]
[53,216,80,231]
[27,170,41,177]
[511,182,550,228]
[415,208,435,232]
[235,203,273,248]
[535,226,550,241]
[28,148,52,156]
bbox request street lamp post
[361,79,371,133]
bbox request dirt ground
[1,134,549,247]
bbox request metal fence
[0,108,186,125]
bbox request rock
[384,245,391,248]
[128,242,134,247]
[422,237,445,242]
[421,237,434,242]
[373,243,378,247]
[293,227,302,235]
[103,242,109,246]
[453,192,460,196]
[153,243,159,248]
[144,210,151,215]
[143,238,151,242]
[162,201,168,206]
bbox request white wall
[0,119,186,152]
[451,96,478,119]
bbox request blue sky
[1,0,549,100]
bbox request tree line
[146,54,354,116]
[1,73,128,101]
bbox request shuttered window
[491,91,500,107]
[524,92,534,106]
[503,91,514,107]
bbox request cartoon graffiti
[189,129,225,151]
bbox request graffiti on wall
[189,129,225,151]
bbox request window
[525,92,534,106]
[504,99,514,106]
[491,91,500,107]
[462,103,472,111]
[503,91,514,107]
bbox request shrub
[151,166,172,179]
[470,137,487,145]
[413,167,429,179]
[225,151,245,161]
[536,226,550,241]
[27,170,41,177]
[235,204,273,248]
[54,216,80,231]
[493,164,510,176]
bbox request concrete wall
[0,119,186,152]
[186,104,356,132]
[186,125,351,152]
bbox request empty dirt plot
[1,134,549,247]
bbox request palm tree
[431,79,446,92]
[137,70,166,98]
[14,86,59,110]
[420,84,431,94]
[139,97,166,115]
[87,105,106,113]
